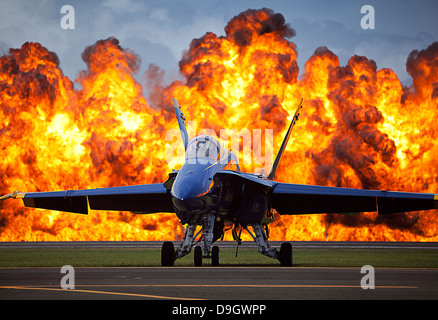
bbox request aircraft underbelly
[164,171,272,225]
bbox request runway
[1,266,437,300]
[1,241,437,300]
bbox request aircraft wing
[1,184,174,215]
[272,183,438,215]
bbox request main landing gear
[161,213,220,267]
[240,223,292,267]
[161,214,293,267]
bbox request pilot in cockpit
[187,135,220,161]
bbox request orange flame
[1,8,437,241]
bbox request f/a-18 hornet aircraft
[2,99,438,266]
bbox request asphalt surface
[1,241,437,300]
[0,266,437,300]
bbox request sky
[1,0,437,87]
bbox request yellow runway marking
[1,283,417,300]
[0,286,203,300]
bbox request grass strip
[0,247,437,268]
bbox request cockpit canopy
[186,135,221,161]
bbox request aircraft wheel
[211,246,220,266]
[194,246,202,267]
[279,242,293,267]
[161,241,175,266]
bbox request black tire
[211,246,220,266]
[194,246,202,267]
[279,242,293,267]
[161,241,175,266]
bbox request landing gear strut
[161,212,220,267]
[193,213,220,266]
[244,223,293,266]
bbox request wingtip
[0,191,24,200]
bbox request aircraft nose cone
[171,161,216,213]
[171,179,212,212]
[172,178,204,200]
[171,162,215,200]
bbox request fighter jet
[1,99,437,266]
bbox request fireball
[1,9,437,241]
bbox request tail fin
[267,99,303,180]
[173,98,189,151]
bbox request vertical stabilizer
[173,98,189,151]
[267,99,303,180]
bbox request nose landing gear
[194,245,220,266]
